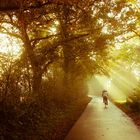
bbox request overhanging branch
[132,29,140,38]
[0,26,21,39]
[64,33,89,42]
[30,34,60,43]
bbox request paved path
[65,96,140,140]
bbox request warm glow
[0,33,22,59]
[48,26,58,35]
[54,20,60,25]
[88,60,139,102]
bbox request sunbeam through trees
[0,0,140,139]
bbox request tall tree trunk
[58,5,76,100]
[19,11,43,97]
[58,5,87,100]
[32,67,43,96]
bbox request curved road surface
[65,96,140,140]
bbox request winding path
[65,96,140,140]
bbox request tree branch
[42,60,53,73]
[30,34,60,43]
[131,29,140,38]
[64,33,89,42]
[0,26,21,39]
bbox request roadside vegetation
[115,88,140,129]
[0,0,140,139]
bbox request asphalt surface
[65,96,140,140]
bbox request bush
[0,93,91,140]
[126,90,140,112]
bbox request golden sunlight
[48,26,57,34]
[0,33,22,59]
[88,60,139,103]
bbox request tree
[53,0,138,98]
[0,1,61,97]
[0,0,138,99]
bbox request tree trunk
[58,5,77,100]
[19,11,42,97]
[32,68,43,96]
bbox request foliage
[126,88,140,112]
[0,0,140,139]
[0,48,90,139]
[0,79,91,140]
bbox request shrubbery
[126,89,140,113]
[0,93,90,140]
[0,47,90,140]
